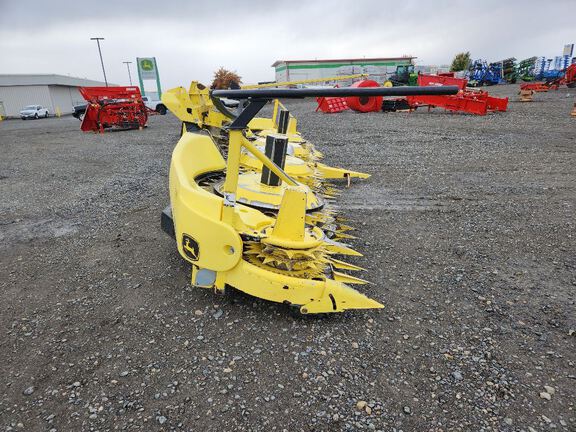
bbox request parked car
[72,103,87,120]
[20,105,49,120]
[142,96,168,115]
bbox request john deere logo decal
[182,234,199,261]
[140,59,154,71]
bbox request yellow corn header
[160,82,459,313]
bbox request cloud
[1,0,574,89]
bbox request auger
[161,84,458,313]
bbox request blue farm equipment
[533,45,574,82]
[467,60,502,87]
[533,56,572,82]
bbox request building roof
[0,74,111,87]
[271,57,416,67]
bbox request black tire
[156,104,167,115]
[34,113,38,119]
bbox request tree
[450,52,471,72]
[211,67,242,89]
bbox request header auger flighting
[161,82,459,314]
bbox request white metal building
[0,74,109,117]
[272,57,416,85]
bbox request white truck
[141,96,168,115]
[20,105,49,120]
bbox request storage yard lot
[1,85,575,431]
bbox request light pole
[123,61,133,85]
[90,37,108,86]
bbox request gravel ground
[0,85,575,431]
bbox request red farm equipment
[519,64,576,91]
[316,96,348,113]
[345,80,383,112]
[520,82,553,92]
[404,74,508,115]
[566,63,576,88]
[316,75,508,116]
[416,73,468,90]
[78,86,150,133]
[316,80,383,113]
[406,89,508,115]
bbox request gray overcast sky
[0,0,574,90]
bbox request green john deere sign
[138,57,157,79]
[141,59,154,70]
[136,57,162,98]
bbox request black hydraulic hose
[211,85,460,99]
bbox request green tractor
[386,64,418,86]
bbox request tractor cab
[387,64,417,86]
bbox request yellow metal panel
[258,129,305,144]
[230,172,322,211]
[301,280,383,313]
[332,271,369,285]
[329,258,365,271]
[269,187,306,242]
[170,132,242,271]
[248,117,275,131]
[315,162,371,180]
[162,83,229,128]
[220,260,383,313]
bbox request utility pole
[123,61,133,85]
[90,37,108,86]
